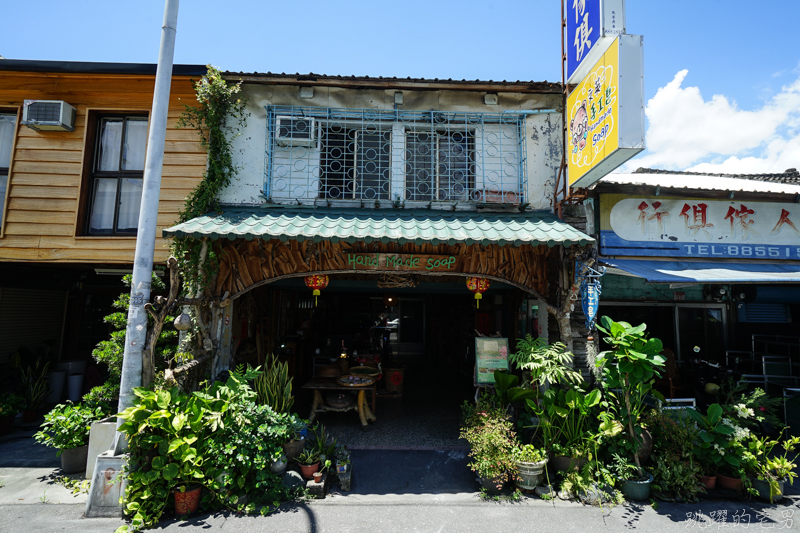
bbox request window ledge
[75,236,138,240]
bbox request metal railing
[263,106,528,207]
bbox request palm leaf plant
[596,316,665,477]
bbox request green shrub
[116,367,301,532]
[33,403,105,455]
[0,392,24,418]
[87,274,178,409]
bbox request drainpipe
[114,0,180,453]
[502,109,560,115]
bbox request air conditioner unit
[21,100,77,132]
[275,116,316,147]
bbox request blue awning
[600,258,800,283]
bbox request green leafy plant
[254,354,294,414]
[33,403,105,455]
[0,392,24,418]
[20,358,50,412]
[509,337,583,389]
[297,449,320,466]
[742,434,800,502]
[116,366,302,531]
[492,370,537,410]
[206,399,293,510]
[609,453,647,482]
[687,403,743,477]
[460,396,518,488]
[87,273,178,412]
[174,65,249,295]
[534,387,602,457]
[644,409,702,502]
[595,316,665,477]
[307,423,336,458]
[560,458,623,510]
[512,443,546,463]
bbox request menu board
[474,337,509,385]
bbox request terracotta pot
[701,475,717,490]
[313,471,323,483]
[174,485,202,516]
[717,474,743,494]
[299,461,320,479]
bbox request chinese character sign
[566,0,626,84]
[604,197,800,259]
[567,0,600,81]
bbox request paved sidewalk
[2,433,799,532]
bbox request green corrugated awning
[163,207,593,247]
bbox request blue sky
[3,0,800,174]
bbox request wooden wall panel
[0,71,206,264]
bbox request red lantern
[304,275,329,306]
[466,277,490,308]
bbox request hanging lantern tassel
[466,277,490,309]
[304,275,329,307]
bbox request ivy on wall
[173,65,249,294]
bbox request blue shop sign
[581,281,600,330]
[566,0,601,81]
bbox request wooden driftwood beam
[142,257,180,388]
[164,352,212,386]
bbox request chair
[656,348,691,399]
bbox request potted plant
[33,402,104,473]
[0,392,24,435]
[297,449,321,479]
[743,434,800,502]
[687,403,745,491]
[335,445,351,474]
[20,358,50,423]
[460,397,517,493]
[282,415,307,460]
[610,453,653,501]
[643,409,703,503]
[539,387,602,472]
[509,337,584,391]
[512,443,547,490]
[595,316,665,480]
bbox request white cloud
[621,70,800,173]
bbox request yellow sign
[567,35,644,189]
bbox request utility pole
[114,0,180,452]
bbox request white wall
[219,83,562,212]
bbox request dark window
[405,130,473,201]
[320,127,391,200]
[87,116,148,235]
[0,113,16,230]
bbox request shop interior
[230,274,542,448]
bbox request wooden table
[301,377,377,428]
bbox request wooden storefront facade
[0,60,207,365]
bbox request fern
[509,336,583,387]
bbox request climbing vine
[173,65,248,295]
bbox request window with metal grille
[320,127,392,200]
[405,130,473,201]
[265,106,526,206]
